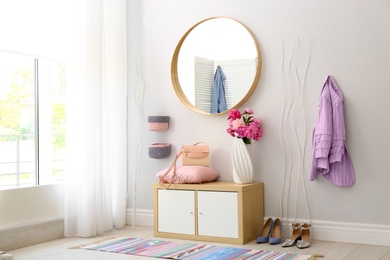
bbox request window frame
[0,50,66,190]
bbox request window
[0,51,66,190]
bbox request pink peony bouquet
[227,108,263,144]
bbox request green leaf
[243,137,251,145]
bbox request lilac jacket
[310,76,355,186]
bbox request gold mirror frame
[171,17,262,115]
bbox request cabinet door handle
[190,212,194,214]
[199,212,203,215]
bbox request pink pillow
[157,166,220,184]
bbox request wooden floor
[7,226,390,260]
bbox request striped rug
[81,237,312,259]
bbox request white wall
[127,0,390,243]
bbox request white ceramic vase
[231,138,253,183]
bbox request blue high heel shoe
[269,218,282,245]
[256,218,273,243]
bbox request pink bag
[182,142,209,166]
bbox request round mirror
[171,17,262,115]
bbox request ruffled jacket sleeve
[312,91,333,174]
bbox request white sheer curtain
[64,0,128,237]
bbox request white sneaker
[0,252,13,260]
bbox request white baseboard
[126,208,154,227]
[125,209,390,246]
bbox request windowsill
[0,183,64,229]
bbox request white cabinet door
[157,189,195,235]
[197,191,238,238]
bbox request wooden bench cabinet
[153,182,264,244]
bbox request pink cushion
[157,166,220,184]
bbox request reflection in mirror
[171,17,261,115]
